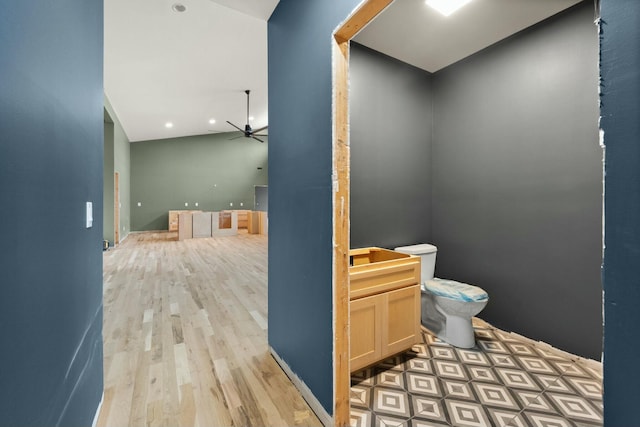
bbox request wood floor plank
[98,231,322,427]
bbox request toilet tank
[394,244,438,281]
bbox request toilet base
[421,290,486,349]
[438,314,476,348]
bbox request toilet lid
[424,278,489,302]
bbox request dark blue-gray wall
[268,0,360,415]
[350,43,433,249]
[431,2,602,360]
[600,0,640,424]
[0,0,104,425]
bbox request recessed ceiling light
[249,116,254,121]
[426,0,473,17]
[165,122,173,128]
[172,3,186,12]
[209,118,216,124]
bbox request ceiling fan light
[426,0,473,17]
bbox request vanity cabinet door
[350,284,421,372]
[384,284,421,357]
[350,293,384,372]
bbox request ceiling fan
[226,90,268,143]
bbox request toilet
[394,244,489,348]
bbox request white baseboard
[91,392,104,427]
[269,347,333,427]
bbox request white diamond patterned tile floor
[406,358,433,374]
[406,372,442,398]
[471,381,520,410]
[441,379,474,401]
[376,369,406,390]
[445,399,492,427]
[486,407,528,427]
[545,392,602,423]
[433,359,469,381]
[373,387,412,418]
[521,411,577,427]
[410,396,448,424]
[467,365,500,384]
[431,347,458,361]
[352,385,373,409]
[456,348,491,366]
[351,321,602,427]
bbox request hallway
[97,231,321,426]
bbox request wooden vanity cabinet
[350,284,420,372]
[349,247,421,373]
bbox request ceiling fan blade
[229,135,244,140]
[253,134,268,137]
[226,120,244,132]
[252,136,265,143]
[250,125,268,134]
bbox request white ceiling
[354,0,583,73]
[104,0,278,142]
[104,0,583,142]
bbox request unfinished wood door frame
[114,171,120,245]
[332,1,393,425]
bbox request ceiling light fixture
[165,122,173,128]
[172,3,186,12]
[248,116,254,121]
[426,0,473,17]
[209,118,216,124]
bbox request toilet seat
[423,278,488,302]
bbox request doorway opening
[332,0,603,425]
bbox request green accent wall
[131,132,268,231]
[104,95,131,243]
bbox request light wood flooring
[97,231,322,427]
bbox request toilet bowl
[394,244,489,348]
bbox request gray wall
[600,0,640,422]
[350,43,433,249]
[0,0,104,424]
[431,2,602,359]
[130,132,267,231]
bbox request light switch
[86,202,93,228]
